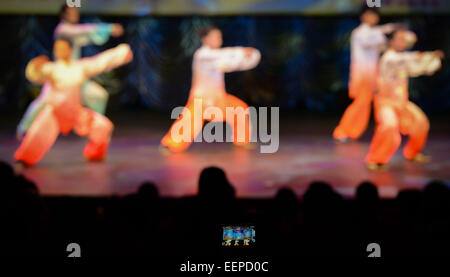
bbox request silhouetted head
[423,180,450,214]
[275,187,299,207]
[356,181,379,202]
[303,181,343,221]
[360,5,380,26]
[54,37,73,61]
[59,4,80,24]
[304,181,335,200]
[198,167,235,200]
[14,175,39,195]
[275,187,299,217]
[0,161,14,181]
[198,26,223,49]
[424,180,449,196]
[138,181,159,200]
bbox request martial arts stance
[333,7,402,141]
[16,5,124,140]
[366,30,444,170]
[15,38,133,165]
[160,27,261,152]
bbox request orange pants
[14,105,113,165]
[365,100,429,164]
[161,94,252,152]
[333,77,375,140]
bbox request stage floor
[1,113,449,198]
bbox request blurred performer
[366,30,444,170]
[15,38,133,166]
[333,7,402,141]
[160,27,260,152]
[16,5,124,140]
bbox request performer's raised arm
[379,23,407,34]
[56,23,117,46]
[390,30,442,77]
[81,44,133,79]
[212,47,261,72]
[195,26,260,73]
[353,28,386,51]
[56,5,124,47]
[403,51,443,77]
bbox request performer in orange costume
[160,27,261,152]
[333,7,401,141]
[16,5,125,140]
[15,38,133,165]
[366,30,444,170]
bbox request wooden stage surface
[1,113,449,198]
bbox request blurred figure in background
[366,30,444,170]
[333,6,403,142]
[17,4,124,140]
[15,38,133,165]
[160,26,260,152]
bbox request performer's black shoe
[366,162,387,172]
[408,153,431,164]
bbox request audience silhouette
[0,160,448,257]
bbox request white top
[378,49,441,102]
[190,46,261,104]
[26,44,131,107]
[25,44,131,129]
[350,23,394,75]
[379,49,442,82]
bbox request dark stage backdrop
[0,15,449,114]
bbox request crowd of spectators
[1,161,449,257]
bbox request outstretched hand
[111,24,124,37]
[433,50,445,59]
[244,47,255,57]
